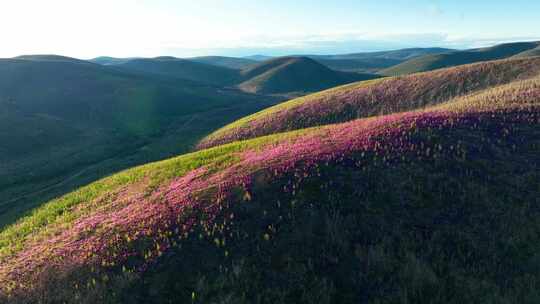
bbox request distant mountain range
[188,56,258,69]
[89,42,540,78]
[302,47,455,72]
[381,41,540,75]
[90,47,456,75]
[97,55,381,95]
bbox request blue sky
[1,0,539,58]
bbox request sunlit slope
[1,74,539,302]
[198,57,540,149]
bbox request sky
[1,0,539,59]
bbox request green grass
[205,78,384,141]
[0,128,313,261]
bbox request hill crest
[238,56,379,94]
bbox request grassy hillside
[238,56,379,95]
[199,57,540,149]
[381,41,540,76]
[0,72,538,302]
[187,56,257,69]
[0,56,280,229]
[512,46,540,58]
[115,57,241,86]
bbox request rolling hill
[243,55,273,61]
[381,41,540,76]
[0,58,538,303]
[199,56,540,149]
[113,57,241,86]
[100,55,376,95]
[310,57,402,72]
[237,56,380,95]
[512,46,540,58]
[0,56,281,229]
[187,56,257,69]
[310,47,455,61]
[307,48,454,72]
[90,57,139,65]
[14,55,90,63]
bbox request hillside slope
[308,48,454,72]
[243,55,273,61]
[91,57,139,65]
[512,46,540,58]
[309,57,401,73]
[111,56,374,96]
[238,56,379,95]
[115,57,241,86]
[199,57,540,149]
[334,47,455,60]
[0,56,280,229]
[14,55,90,63]
[187,56,257,69]
[0,75,538,303]
[381,41,540,76]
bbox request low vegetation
[199,57,540,149]
[1,55,539,302]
